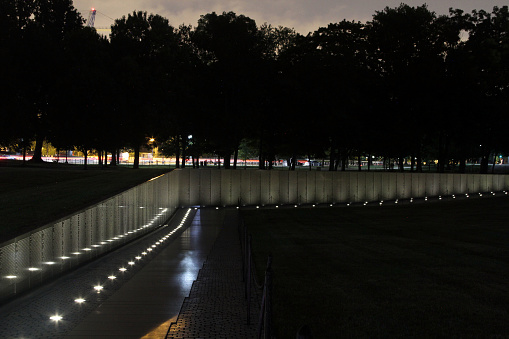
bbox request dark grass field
[0,161,171,242]
[242,197,509,338]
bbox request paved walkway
[166,209,261,339]
[0,208,260,338]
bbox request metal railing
[239,219,273,339]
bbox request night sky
[74,0,507,35]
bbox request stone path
[166,210,261,339]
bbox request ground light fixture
[50,315,63,322]
[74,298,85,303]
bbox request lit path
[166,210,261,338]
[0,208,223,338]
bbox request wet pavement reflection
[0,208,224,339]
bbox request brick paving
[166,209,261,339]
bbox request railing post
[244,225,248,292]
[240,221,245,283]
[264,255,272,339]
[247,235,252,325]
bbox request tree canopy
[2,2,508,173]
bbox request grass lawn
[242,197,509,338]
[0,161,171,242]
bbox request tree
[192,12,262,168]
[110,11,179,168]
[449,6,509,173]
[15,0,84,163]
[368,4,461,172]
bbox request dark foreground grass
[0,161,171,242]
[242,197,509,338]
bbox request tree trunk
[480,155,489,174]
[133,146,140,169]
[181,136,187,168]
[175,136,180,168]
[22,143,27,164]
[492,156,497,174]
[399,157,404,172]
[329,148,336,171]
[83,149,88,170]
[98,150,103,166]
[358,153,362,171]
[291,152,297,171]
[416,146,423,172]
[233,147,239,169]
[223,153,231,169]
[110,149,117,166]
[341,153,347,171]
[459,158,466,173]
[31,135,44,162]
[367,154,371,171]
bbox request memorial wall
[1,168,507,301]
[177,169,509,207]
[0,173,179,301]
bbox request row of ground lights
[50,208,192,323]
[4,208,169,280]
[214,191,507,210]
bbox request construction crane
[87,8,97,28]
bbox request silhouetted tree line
[1,1,508,172]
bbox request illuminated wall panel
[395,173,405,198]
[14,237,30,291]
[279,171,290,205]
[471,174,481,193]
[260,170,271,206]
[315,172,327,203]
[178,169,191,207]
[306,172,317,204]
[296,171,307,204]
[210,170,222,206]
[221,170,233,206]
[240,170,251,206]
[0,242,16,297]
[189,170,201,206]
[371,172,382,201]
[230,170,242,206]
[269,171,280,205]
[249,171,261,206]
[445,174,454,195]
[199,169,212,206]
[358,173,368,202]
[337,172,351,202]
[288,171,298,204]
[381,173,396,200]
